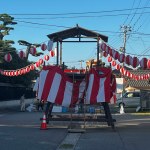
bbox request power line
[132,0,150,31]
[128,0,142,25]
[13,11,150,20]
[9,6,150,16]
[15,20,150,36]
[123,0,136,25]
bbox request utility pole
[120,25,131,68]
[79,60,84,69]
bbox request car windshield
[123,93,127,97]
[123,92,134,98]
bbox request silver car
[117,91,140,107]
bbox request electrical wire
[13,11,150,20]
[123,0,136,25]
[9,6,150,16]
[129,0,142,25]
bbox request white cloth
[33,77,39,91]
[21,102,25,111]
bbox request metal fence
[140,90,150,110]
[0,86,36,101]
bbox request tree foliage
[0,13,40,86]
[18,40,43,61]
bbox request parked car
[117,91,140,107]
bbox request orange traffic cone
[40,113,47,130]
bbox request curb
[131,113,150,115]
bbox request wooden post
[62,62,64,72]
[97,37,99,66]
[60,41,62,65]
[57,40,59,66]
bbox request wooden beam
[60,42,62,65]
[57,40,59,65]
[97,37,100,66]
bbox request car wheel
[119,103,125,108]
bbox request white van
[117,91,140,107]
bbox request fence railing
[0,87,36,101]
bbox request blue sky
[1,0,150,69]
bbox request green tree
[18,40,44,61]
[0,13,40,86]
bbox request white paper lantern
[99,40,104,51]
[99,51,103,58]
[47,40,53,51]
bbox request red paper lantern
[127,71,130,77]
[18,51,25,59]
[109,49,113,57]
[30,64,35,70]
[147,60,150,69]
[12,71,15,76]
[138,76,141,80]
[124,70,127,76]
[130,57,139,68]
[19,69,22,75]
[4,53,12,62]
[41,43,47,51]
[112,60,116,66]
[120,67,124,74]
[148,73,150,78]
[113,51,119,60]
[30,47,36,55]
[107,56,112,62]
[26,67,30,72]
[44,55,50,61]
[50,50,55,57]
[9,71,12,76]
[140,75,143,80]
[6,71,9,76]
[111,49,116,56]
[125,55,132,66]
[130,73,133,78]
[16,71,19,76]
[39,58,44,65]
[145,75,148,79]
[23,68,26,74]
[105,46,110,53]
[35,62,40,67]
[4,71,6,75]
[140,58,147,69]
[133,75,136,80]
[118,53,125,63]
[101,43,106,51]
[116,64,120,70]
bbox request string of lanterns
[98,40,150,81]
[106,53,150,81]
[0,40,55,76]
[3,40,54,62]
[99,40,150,69]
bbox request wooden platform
[40,115,116,123]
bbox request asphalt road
[1,105,150,150]
[0,111,68,150]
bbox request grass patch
[59,144,74,149]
